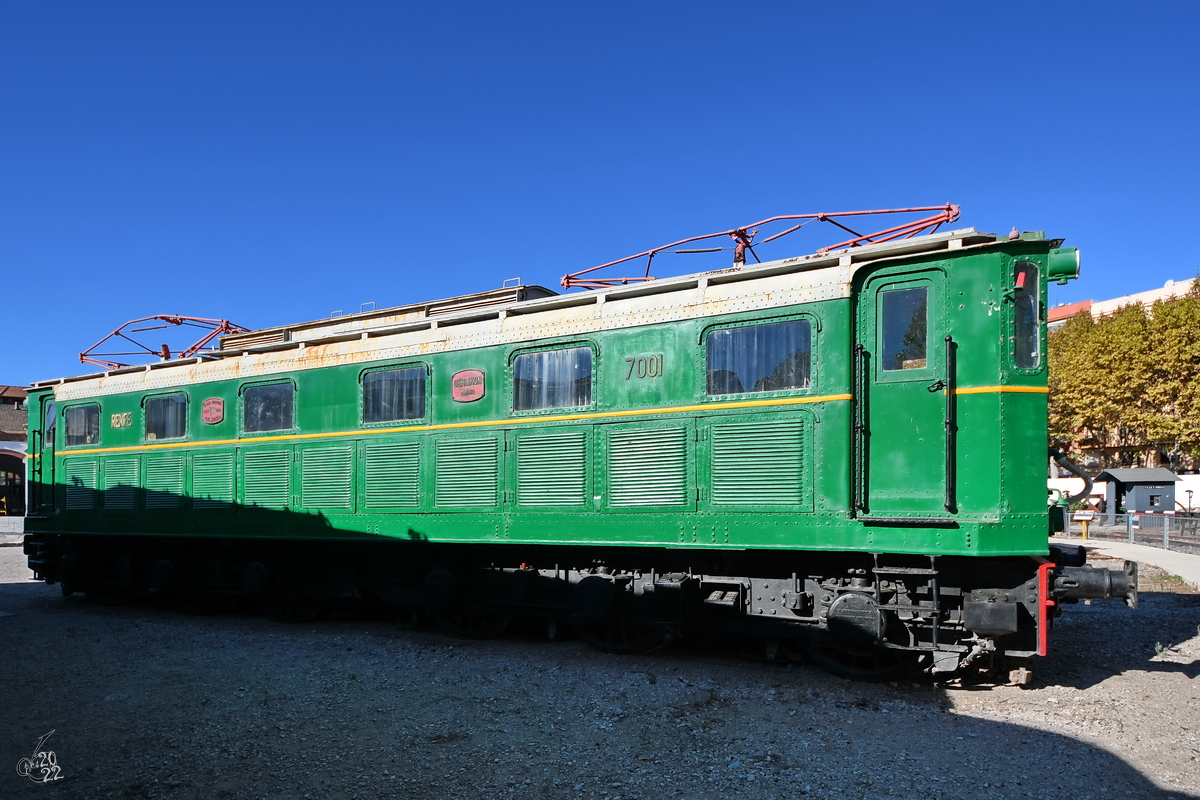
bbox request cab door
[855,267,953,519]
[31,396,57,514]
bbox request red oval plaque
[202,398,225,424]
[451,369,485,403]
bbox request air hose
[1049,447,1093,505]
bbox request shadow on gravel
[0,578,65,613]
[1026,591,1200,691]
[3,574,1197,800]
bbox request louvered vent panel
[301,445,354,510]
[608,426,688,507]
[144,455,185,509]
[192,452,235,509]
[435,438,498,508]
[103,458,139,511]
[365,442,421,509]
[244,449,291,509]
[64,459,98,510]
[711,420,807,506]
[517,432,587,506]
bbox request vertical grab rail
[944,335,957,513]
[29,429,41,512]
[852,343,867,514]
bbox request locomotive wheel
[576,621,667,655]
[805,643,904,682]
[432,607,512,639]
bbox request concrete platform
[0,516,22,546]
[1052,536,1200,590]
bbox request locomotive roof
[33,226,1018,397]
[218,284,561,351]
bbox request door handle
[853,344,868,513]
[943,335,957,513]
[926,379,946,393]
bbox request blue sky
[3,2,1197,385]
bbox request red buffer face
[451,370,485,402]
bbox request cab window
[44,402,57,441]
[1013,261,1041,369]
[881,287,928,371]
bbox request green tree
[1049,279,1200,470]
[1048,309,1096,444]
[897,296,927,368]
[1142,281,1200,460]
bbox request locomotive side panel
[25,244,1055,556]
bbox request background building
[0,385,27,516]
[1048,277,1197,331]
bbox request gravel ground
[1,546,1197,799]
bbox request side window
[363,366,426,423]
[243,383,294,433]
[881,287,928,371]
[706,319,811,396]
[44,402,57,441]
[513,346,592,411]
[145,394,187,441]
[1013,261,1041,369]
[65,404,100,446]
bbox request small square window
[363,367,425,423]
[513,347,592,411]
[706,319,811,395]
[65,405,100,446]
[145,395,187,440]
[244,383,294,433]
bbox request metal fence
[1060,511,1200,556]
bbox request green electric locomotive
[22,223,1134,678]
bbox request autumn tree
[1048,279,1200,470]
[1142,283,1200,456]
